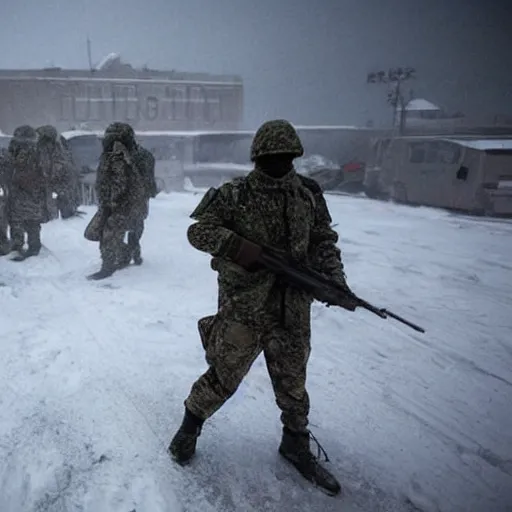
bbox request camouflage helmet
[36,125,59,141]
[12,125,37,141]
[250,119,304,162]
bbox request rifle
[257,248,426,334]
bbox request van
[364,135,512,216]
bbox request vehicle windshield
[136,136,184,161]
[0,136,10,151]
[194,134,253,164]
[66,135,102,170]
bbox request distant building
[396,98,512,136]
[396,98,443,126]
[0,54,244,133]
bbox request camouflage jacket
[96,141,147,224]
[38,141,74,196]
[188,168,346,326]
[135,145,157,199]
[5,142,52,223]
[0,150,9,228]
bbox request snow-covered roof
[399,99,440,111]
[294,125,373,131]
[449,139,512,151]
[135,130,254,137]
[95,53,121,71]
[61,130,102,139]
[62,129,255,139]
[184,162,252,172]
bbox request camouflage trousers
[0,210,8,245]
[99,215,130,268]
[127,219,144,261]
[185,315,311,433]
[10,220,41,251]
[0,211,8,254]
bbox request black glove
[333,279,359,311]
[227,236,263,271]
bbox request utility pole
[86,36,93,72]
[367,67,416,135]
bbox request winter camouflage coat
[6,140,52,224]
[95,141,147,228]
[0,150,9,239]
[188,167,346,327]
[38,139,80,214]
[135,145,157,201]
[38,139,73,195]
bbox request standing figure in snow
[5,125,53,259]
[127,140,157,265]
[36,125,79,219]
[168,119,355,496]
[0,147,10,254]
[86,122,146,280]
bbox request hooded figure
[36,125,79,219]
[0,147,10,254]
[85,122,146,280]
[5,125,52,259]
[126,142,157,265]
[168,120,356,496]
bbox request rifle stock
[258,249,425,334]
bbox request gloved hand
[227,236,263,270]
[330,277,359,311]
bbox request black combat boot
[133,252,143,266]
[11,242,41,261]
[0,240,10,256]
[168,408,204,465]
[279,427,342,496]
[25,223,42,257]
[128,232,143,265]
[23,242,42,258]
[87,264,117,280]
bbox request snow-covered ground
[1,193,511,512]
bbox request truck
[0,54,244,134]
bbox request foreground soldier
[169,120,356,496]
[86,123,146,280]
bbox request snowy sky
[1,0,511,127]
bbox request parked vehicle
[364,135,512,216]
[182,130,255,188]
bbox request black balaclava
[255,153,296,179]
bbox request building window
[456,166,469,181]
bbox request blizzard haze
[0,0,511,127]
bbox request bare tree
[367,67,416,134]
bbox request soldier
[0,147,10,254]
[127,139,157,265]
[5,125,52,259]
[168,120,356,496]
[87,122,146,280]
[36,125,79,219]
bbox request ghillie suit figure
[85,122,146,280]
